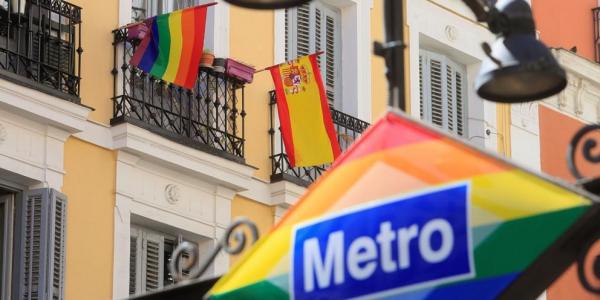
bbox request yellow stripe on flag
[163,11,183,82]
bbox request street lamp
[473,0,567,103]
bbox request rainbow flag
[269,54,341,168]
[130,4,210,89]
[209,112,595,299]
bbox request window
[285,1,341,104]
[129,226,197,296]
[419,49,467,136]
[132,0,204,22]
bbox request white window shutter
[419,50,467,136]
[296,3,311,58]
[129,228,142,295]
[48,190,67,300]
[419,54,425,120]
[322,6,340,104]
[18,189,67,300]
[428,54,445,129]
[141,231,164,292]
[455,68,466,136]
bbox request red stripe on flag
[184,6,207,88]
[174,7,196,86]
[270,66,298,168]
[309,54,341,159]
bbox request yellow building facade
[0,0,515,299]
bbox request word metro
[292,183,473,299]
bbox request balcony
[112,28,246,163]
[0,0,81,102]
[269,91,370,186]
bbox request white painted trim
[211,0,230,57]
[113,150,234,299]
[118,0,132,26]
[0,78,91,133]
[73,120,289,206]
[111,123,256,192]
[73,120,114,150]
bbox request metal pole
[382,0,406,111]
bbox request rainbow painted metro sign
[209,111,600,300]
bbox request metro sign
[209,111,599,300]
[292,183,473,299]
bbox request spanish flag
[130,3,214,89]
[269,54,341,168]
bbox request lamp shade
[222,0,312,9]
[475,0,567,103]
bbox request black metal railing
[594,7,600,63]
[269,91,370,186]
[0,0,81,101]
[112,28,246,162]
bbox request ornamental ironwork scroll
[567,123,600,195]
[168,218,260,283]
[569,124,600,294]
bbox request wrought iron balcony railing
[269,91,370,186]
[0,0,82,101]
[112,28,246,162]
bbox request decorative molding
[444,25,458,42]
[543,49,600,125]
[270,180,305,207]
[165,184,181,204]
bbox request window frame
[419,49,468,137]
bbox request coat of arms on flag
[268,53,341,168]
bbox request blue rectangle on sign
[291,183,473,300]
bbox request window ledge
[0,76,91,134]
[111,123,256,192]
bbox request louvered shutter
[428,54,445,129]
[18,189,67,300]
[129,229,142,295]
[295,4,311,58]
[419,50,467,136]
[419,55,424,120]
[322,6,340,104]
[285,2,341,103]
[49,191,67,300]
[141,231,164,292]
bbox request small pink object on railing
[225,58,256,83]
[127,22,149,41]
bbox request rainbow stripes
[209,112,594,300]
[130,5,209,89]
